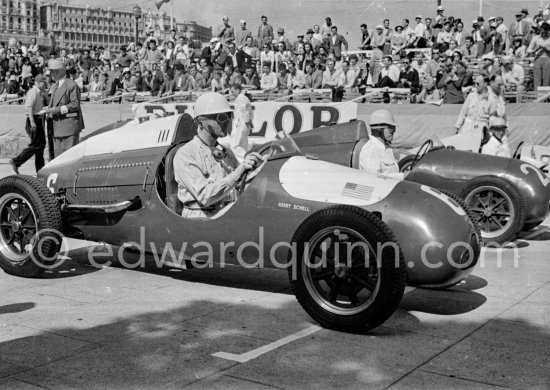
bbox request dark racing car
[293,122,550,244]
[0,114,479,332]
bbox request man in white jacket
[481,117,511,158]
[359,109,403,178]
[230,81,254,162]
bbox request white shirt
[482,135,511,158]
[380,64,401,83]
[231,92,253,162]
[414,23,426,40]
[359,136,402,177]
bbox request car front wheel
[289,206,406,333]
[460,176,526,245]
[0,176,63,277]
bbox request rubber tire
[398,155,415,173]
[459,176,526,245]
[289,205,406,333]
[523,221,543,232]
[0,175,62,277]
[439,189,482,240]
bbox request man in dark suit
[328,26,348,61]
[43,59,84,158]
[226,42,253,74]
[509,11,531,44]
[257,15,274,49]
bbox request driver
[358,109,404,179]
[173,92,262,218]
[480,117,511,158]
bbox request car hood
[279,156,400,206]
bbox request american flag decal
[342,182,374,201]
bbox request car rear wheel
[460,176,526,245]
[0,176,62,277]
[289,206,406,332]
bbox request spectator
[359,23,372,50]
[258,16,274,49]
[496,16,510,51]
[417,74,441,103]
[174,36,189,66]
[260,43,275,71]
[145,40,164,71]
[218,15,235,46]
[425,18,434,45]
[260,63,277,91]
[321,59,341,90]
[274,42,292,71]
[453,21,467,47]
[184,66,200,91]
[398,57,420,94]
[508,37,527,58]
[242,36,260,64]
[201,38,219,67]
[276,27,292,53]
[227,41,253,74]
[328,26,348,61]
[305,62,323,89]
[500,55,525,93]
[276,63,290,94]
[376,55,400,88]
[235,20,252,50]
[413,15,427,47]
[527,22,550,87]
[223,65,240,89]
[391,25,406,56]
[383,19,393,54]
[87,72,105,93]
[321,17,333,45]
[211,71,226,92]
[435,5,446,25]
[293,34,305,54]
[287,61,306,90]
[485,22,503,55]
[437,21,453,51]
[312,24,323,42]
[460,36,478,59]
[117,45,135,69]
[438,59,472,104]
[509,11,530,43]
[403,19,415,48]
[164,41,176,66]
[305,28,322,51]
[480,54,499,79]
[335,60,357,100]
[242,66,260,90]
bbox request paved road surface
[0,159,549,389]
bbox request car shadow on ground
[1,295,547,389]
[0,302,35,315]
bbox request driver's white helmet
[193,92,231,117]
[369,109,396,127]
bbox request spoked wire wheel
[461,176,525,244]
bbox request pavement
[0,159,549,390]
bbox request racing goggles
[211,112,233,125]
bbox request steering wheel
[512,141,524,159]
[238,143,280,195]
[410,139,433,171]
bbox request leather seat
[164,113,198,214]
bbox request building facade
[176,21,212,43]
[1,0,40,35]
[39,2,142,50]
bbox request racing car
[293,122,550,244]
[0,114,479,333]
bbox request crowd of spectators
[1,4,550,104]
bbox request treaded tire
[459,176,526,245]
[0,175,62,277]
[439,189,482,239]
[289,205,406,333]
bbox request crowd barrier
[0,101,548,158]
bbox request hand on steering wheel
[410,139,433,171]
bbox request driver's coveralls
[358,136,403,178]
[174,136,241,218]
[481,135,512,158]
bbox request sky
[63,0,546,47]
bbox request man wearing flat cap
[509,11,531,43]
[43,58,84,159]
[9,75,49,174]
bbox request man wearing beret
[10,75,49,174]
[43,59,84,158]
